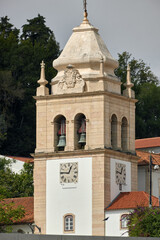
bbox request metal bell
[78,132,86,145]
[57,135,66,147]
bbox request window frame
[63,213,75,233]
[120,214,129,229]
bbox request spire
[37,61,49,96]
[123,64,135,98]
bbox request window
[64,214,75,233]
[121,117,128,151]
[111,114,117,149]
[120,214,129,229]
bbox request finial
[82,0,89,24]
[123,64,135,98]
[37,60,49,96]
[127,64,132,85]
[83,0,87,15]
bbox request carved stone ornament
[57,65,85,94]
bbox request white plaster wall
[138,147,160,154]
[46,157,92,235]
[11,224,32,234]
[0,155,24,174]
[138,166,160,199]
[138,167,146,191]
[105,209,131,236]
[152,169,160,198]
[110,158,131,201]
[10,160,24,174]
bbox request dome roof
[52,16,118,81]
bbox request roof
[106,192,159,211]
[135,137,160,149]
[136,150,160,166]
[2,197,34,224]
[7,156,33,163]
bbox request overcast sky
[1,0,160,80]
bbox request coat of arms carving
[57,65,85,94]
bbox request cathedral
[34,6,138,236]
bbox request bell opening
[56,117,66,151]
[77,117,86,149]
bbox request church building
[33,6,138,236]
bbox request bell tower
[34,6,138,236]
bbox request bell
[57,135,66,147]
[78,132,86,145]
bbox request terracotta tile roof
[106,192,159,211]
[2,197,34,224]
[136,150,160,166]
[7,156,34,163]
[135,137,160,149]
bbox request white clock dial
[115,162,126,185]
[60,162,78,184]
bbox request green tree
[0,15,60,156]
[0,157,33,198]
[128,206,160,237]
[115,52,159,139]
[0,197,25,233]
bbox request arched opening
[121,117,128,151]
[111,114,117,149]
[74,113,86,150]
[54,115,66,151]
[17,229,25,234]
[64,214,75,233]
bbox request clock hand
[116,170,122,174]
[61,171,70,174]
[68,165,72,174]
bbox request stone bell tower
[34,7,138,236]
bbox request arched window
[54,115,66,151]
[121,117,128,151]
[120,214,129,229]
[74,113,86,150]
[64,214,75,233]
[111,114,117,149]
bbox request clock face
[60,162,78,184]
[115,162,126,185]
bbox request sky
[1,0,160,80]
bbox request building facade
[34,11,138,235]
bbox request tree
[0,197,25,233]
[0,157,33,198]
[115,52,159,139]
[127,206,160,237]
[0,15,60,156]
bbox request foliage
[127,206,160,237]
[115,52,160,139]
[0,15,60,156]
[0,157,33,198]
[0,196,25,233]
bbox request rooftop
[136,150,160,166]
[135,137,160,149]
[106,191,159,211]
[7,156,33,163]
[2,197,34,224]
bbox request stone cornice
[32,148,139,163]
[33,91,137,103]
